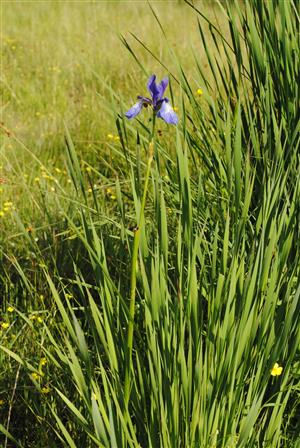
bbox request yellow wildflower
[1,322,10,329]
[40,357,47,366]
[0,211,4,217]
[113,136,120,141]
[85,167,92,173]
[34,177,40,183]
[41,386,50,394]
[30,314,37,320]
[196,88,203,96]
[39,294,44,300]
[41,386,51,394]
[107,133,114,140]
[271,362,283,376]
[31,372,40,380]
[37,316,43,323]
[7,306,14,313]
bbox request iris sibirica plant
[124,74,178,407]
[125,74,178,125]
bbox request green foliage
[1,1,299,447]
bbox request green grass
[1,1,300,447]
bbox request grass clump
[1,0,299,447]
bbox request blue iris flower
[125,74,178,125]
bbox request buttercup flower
[125,74,178,125]
[271,362,283,376]
[31,372,40,381]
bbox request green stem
[124,113,155,407]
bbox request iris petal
[125,101,143,119]
[137,96,152,105]
[147,74,161,104]
[159,77,169,98]
[147,74,157,94]
[157,100,178,125]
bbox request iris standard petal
[147,74,161,103]
[157,100,178,125]
[125,101,143,119]
[159,77,169,99]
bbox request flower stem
[124,114,155,407]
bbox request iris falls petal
[157,100,178,125]
[125,101,143,119]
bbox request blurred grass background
[1,0,223,237]
[2,0,221,154]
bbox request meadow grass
[1,1,300,447]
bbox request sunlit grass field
[2,0,220,240]
[1,1,300,447]
[2,1,215,152]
